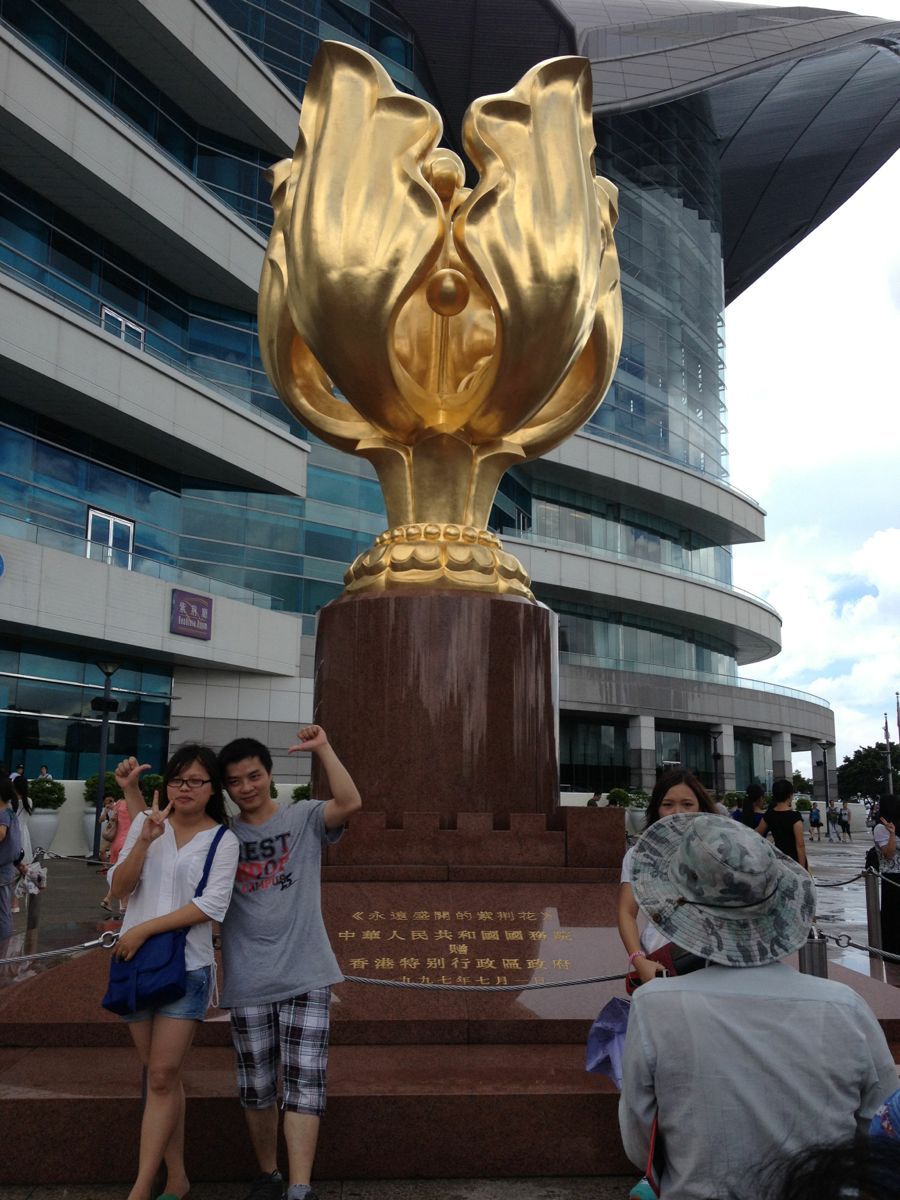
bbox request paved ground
[0,1179,637,1199]
[1,828,894,1197]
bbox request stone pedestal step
[0,1043,628,1185]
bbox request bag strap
[193,825,227,900]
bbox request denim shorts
[122,965,213,1024]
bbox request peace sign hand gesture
[138,790,172,844]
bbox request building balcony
[0,532,300,675]
[508,535,782,665]
[0,273,307,497]
[0,21,266,307]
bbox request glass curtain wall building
[0,0,897,793]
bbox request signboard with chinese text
[170,589,213,640]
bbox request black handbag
[102,825,227,1015]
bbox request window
[101,305,145,350]
[87,509,134,568]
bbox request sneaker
[629,1178,656,1200]
[242,1171,284,1200]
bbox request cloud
[723,116,900,770]
[735,526,900,762]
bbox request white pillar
[628,715,656,792]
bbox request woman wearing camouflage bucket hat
[619,815,897,1200]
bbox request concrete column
[811,743,838,807]
[711,724,735,795]
[628,715,656,793]
[771,732,793,786]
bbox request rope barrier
[812,871,865,888]
[342,971,627,992]
[820,932,900,966]
[0,929,119,967]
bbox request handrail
[559,651,831,707]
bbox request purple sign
[170,590,213,640]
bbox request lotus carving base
[344,524,532,598]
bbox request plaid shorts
[229,986,331,1115]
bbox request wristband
[627,950,645,966]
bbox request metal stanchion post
[798,927,828,977]
[865,871,883,961]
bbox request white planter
[625,807,648,837]
[28,808,60,854]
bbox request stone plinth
[312,591,558,820]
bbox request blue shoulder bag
[102,825,227,1016]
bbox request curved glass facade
[591,97,728,481]
[207,0,422,99]
[0,635,171,779]
[551,597,738,680]
[1,0,277,233]
[0,170,286,427]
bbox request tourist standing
[109,746,239,1200]
[217,725,362,1200]
[618,814,897,1200]
[755,778,807,868]
[0,778,24,943]
[827,800,841,842]
[872,794,900,958]
[808,802,822,841]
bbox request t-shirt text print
[236,832,294,894]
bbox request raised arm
[288,725,362,830]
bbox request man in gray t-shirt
[219,725,362,1200]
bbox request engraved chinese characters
[258,41,622,598]
[336,904,575,987]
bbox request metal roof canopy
[390,0,900,302]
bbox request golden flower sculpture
[258,41,622,598]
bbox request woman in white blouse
[110,745,239,1200]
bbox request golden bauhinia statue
[258,41,622,599]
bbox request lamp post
[90,661,119,861]
[818,740,831,811]
[883,713,894,796]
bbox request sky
[725,0,900,771]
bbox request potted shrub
[292,784,311,803]
[28,777,66,852]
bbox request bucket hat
[630,813,815,967]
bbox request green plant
[628,790,649,807]
[722,791,746,807]
[794,795,812,812]
[606,787,630,807]
[140,774,164,803]
[29,777,66,810]
[83,771,123,807]
[270,780,278,799]
[292,783,311,803]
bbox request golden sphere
[427,154,464,200]
[426,268,470,316]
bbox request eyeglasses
[167,777,211,790]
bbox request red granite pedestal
[311,591,559,818]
